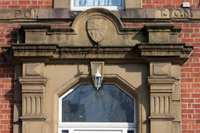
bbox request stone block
[149,31,170,43]
[13,103,22,122]
[155,9,170,18]
[172,122,181,133]
[125,0,141,8]
[151,120,172,133]
[23,121,44,133]
[90,61,104,79]
[54,0,70,8]
[172,101,181,121]
[23,63,45,77]
[13,123,22,133]
[150,62,171,76]
[25,31,47,44]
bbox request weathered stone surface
[0,8,199,21]
[155,9,170,19]
[125,0,141,8]
[150,62,171,76]
[171,9,191,19]
[54,0,70,8]
[23,63,45,77]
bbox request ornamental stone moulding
[1,8,193,133]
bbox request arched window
[59,83,136,133]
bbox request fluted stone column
[19,62,47,133]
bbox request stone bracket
[90,61,104,79]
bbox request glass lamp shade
[93,69,102,90]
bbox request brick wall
[0,0,53,9]
[142,0,199,8]
[0,24,19,133]
[0,0,199,9]
[179,23,200,133]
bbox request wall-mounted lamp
[93,69,102,90]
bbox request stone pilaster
[148,62,176,133]
[19,62,47,133]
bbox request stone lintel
[20,116,46,121]
[149,115,174,120]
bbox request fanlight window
[59,84,136,133]
[71,0,125,11]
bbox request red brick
[8,5,21,9]
[181,39,193,42]
[181,68,193,72]
[32,1,37,4]
[190,23,200,27]
[184,34,190,38]
[182,88,193,93]
[142,5,155,8]
[182,119,195,124]
[193,104,200,108]
[146,0,152,4]
[182,104,187,108]
[191,73,200,77]
[181,73,186,77]
[12,1,18,4]
[153,0,165,4]
[182,94,190,98]
[182,29,194,32]
[182,99,194,103]
[1,109,13,114]
[182,130,195,133]
[28,6,41,8]
[183,23,190,28]
[2,69,14,73]
[1,120,12,124]
[18,1,31,4]
[38,1,43,4]
[191,63,200,67]
[192,94,200,98]
[166,0,172,4]
[181,78,193,82]
[191,34,200,37]
[162,5,175,8]
[192,84,200,88]
[44,1,53,4]
[1,1,10,4]
[196,120,200,124]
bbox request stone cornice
[2,43,193,64]
[0,8,200,22]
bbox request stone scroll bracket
[19,62,47,133]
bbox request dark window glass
[128,131,134,133]
[62,130,68,133]
[62,84,134,122]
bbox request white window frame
[70,0,125,11]
[59,83,136,133]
